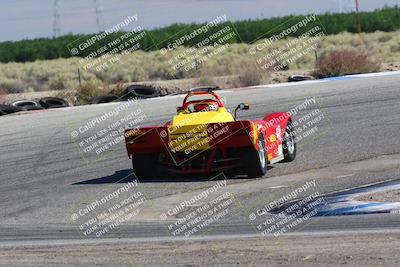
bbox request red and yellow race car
[124,88,296,178]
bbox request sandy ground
[382,62,400,72]
[356,190,400,203]
[0,233,399,266]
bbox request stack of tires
[0,97,69,117]
[38,97,69,109]
[91,85,160,104]
[0,104,22,116]
[288,75,315,82]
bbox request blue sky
[0,0,399,41]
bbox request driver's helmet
[190,102,218,112]
[207,103,218,111]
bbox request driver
[189,102,218,113]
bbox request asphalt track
[0,72,400,246]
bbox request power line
[338,0,356,13]
[339,0,343,13]
[53,0,61,37]
[355,0,361,33]
[93,0,104,32]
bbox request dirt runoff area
[356,190,400,203]
[1,233,399,266]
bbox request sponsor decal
[278,144,283,155]
[276,126,282,140]
[270,134,277,142]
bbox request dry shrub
[76,82,103,105]
[0,89,5,103]
[234,62,269,87]
[378,34,392,43]
[109,82,127,96]
[198,75,216,86]
[36,84,50,92]
[0,79,25,93]
[54,90,77,106]
[313,50,380,78]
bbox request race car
[124,87,296,178]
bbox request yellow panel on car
[172,107,234,126]
[168,124,210,153]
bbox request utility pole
[355,0,362,33]
[53,0,61,37]
[94,0,104,32]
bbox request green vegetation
[0,6,399,63]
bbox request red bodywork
[124,91,292,174]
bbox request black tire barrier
[92,95,119,104]
[122,85,159,100]
[21,105,45,111]
[0,104,22,116]
[11,100,40,108]
[39,97,69,109]
[288,75,315,82]
[189,86,221,93]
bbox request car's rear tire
[132,154,156,179]
[282,121,296,162]
[243,133,268,178]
